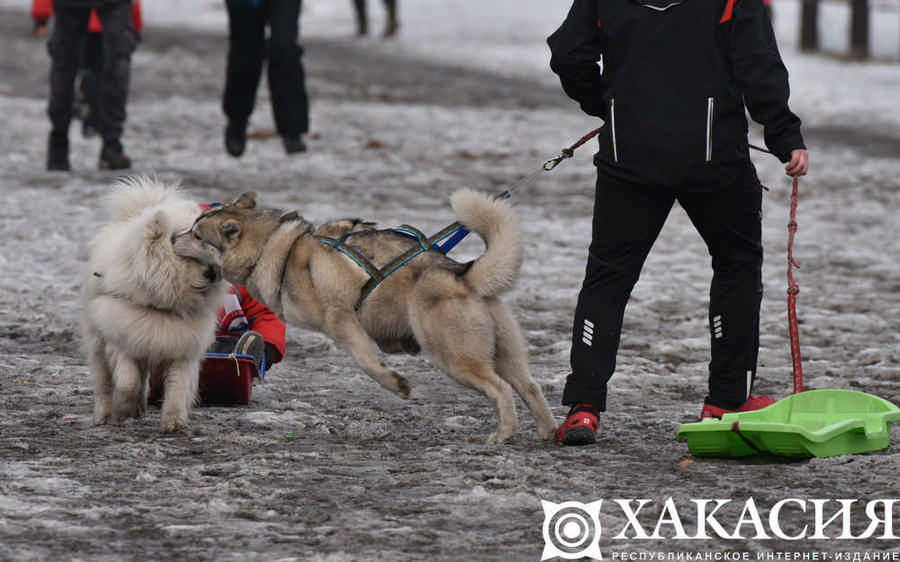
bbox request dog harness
[315,221,470,312]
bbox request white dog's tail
[450,188,523,297]
[104,175,184,222]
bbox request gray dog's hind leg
[324,308,411,399]
[487,299,557,440]
[443,358,518,444]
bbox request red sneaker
[556,404,599,446]
[701,395,776,419]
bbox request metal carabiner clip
[542,148,574,171]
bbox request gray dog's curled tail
[450,188,523,297]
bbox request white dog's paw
[161,414,189,433]
[93,411,112,425]
[111,400,145,423]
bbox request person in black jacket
[45,0,137,171]
[549,0,809,446]
[223,0,310,157]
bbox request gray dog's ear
[220,218,242,242]
[231,192,257,210]
[279,210,299,223]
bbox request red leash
[750,144,805,394]
[787,176,804,393]
[542,127,604,171]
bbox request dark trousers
[562,163,764,411]
[78,33,104,129]
[223,0,309,137]
[47,3,136,143]
[353,0,398,22]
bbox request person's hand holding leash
[785,149,809,177]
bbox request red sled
[197,353,265,405]
[148,353,265,406]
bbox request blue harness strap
[392,224,434,252]
[315,232,384,283]
[436,226,469,253]
[313,188,527,310]
[316,221,472,311]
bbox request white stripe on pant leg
[712,315,723,339]
[582,319,594,347]
[746,371,752,400]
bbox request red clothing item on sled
[218,284,287,363]
[32,0,143,34]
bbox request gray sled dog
[190,189,556,443]
[82,177,224,431]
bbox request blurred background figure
[41,0,139,171]
[31,0,51,37]
[32,0,143,140]
[352,0,398,38]
[223,0,310,157]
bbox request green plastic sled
[676,389,900,458]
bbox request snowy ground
[1,3,900,561]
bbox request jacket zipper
[610,98,619,163]
[705,97,714,162]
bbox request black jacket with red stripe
[548,0,805,186]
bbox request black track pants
[223,0,309,137]
[47,3,136,143]
[562,164,764,411]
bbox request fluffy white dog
[82,177,224,431]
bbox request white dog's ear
[231,192,257,210]
[279,210,299,223]
[220,219,242,243]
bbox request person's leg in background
[223,0,266,157]
[382,0,398,37]
[46,6,91,171]
[96,2,137,169]
[266,0,309,154]
[78,31,104,137]
[352,0,367,35]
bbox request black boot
[384,1,399,37]
[99,139,132,170]
[282,134,307,155]
[225,121,247,157]
[354,1,368,36]
[47,132,70,172]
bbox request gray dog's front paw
[486,431,511,445]
[537,424,557,441]
[394,373,411,399]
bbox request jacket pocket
[705,97,715,162]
